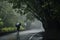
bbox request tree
[26,0,60,40]
[0,1,20,27]
[7,0,60,40]
[0,18,4,27]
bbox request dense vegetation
[0,1,35,35]
[0,0,60,40]
[7,0,60,40]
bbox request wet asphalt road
[0,29,44,40]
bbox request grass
[1,26,25,32]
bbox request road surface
[0,29,44,40]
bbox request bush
[1,26,25,32]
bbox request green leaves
[3,0,60,26]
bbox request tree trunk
[43,19,60,40]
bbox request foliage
[0,18,4,27]
[7,0,60,21]
[1,26,25,32]
[8,0,35,21]
[5,0,60,32]
[0,1,20,27]
[5,0,60,39]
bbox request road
[0,29,44,40]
